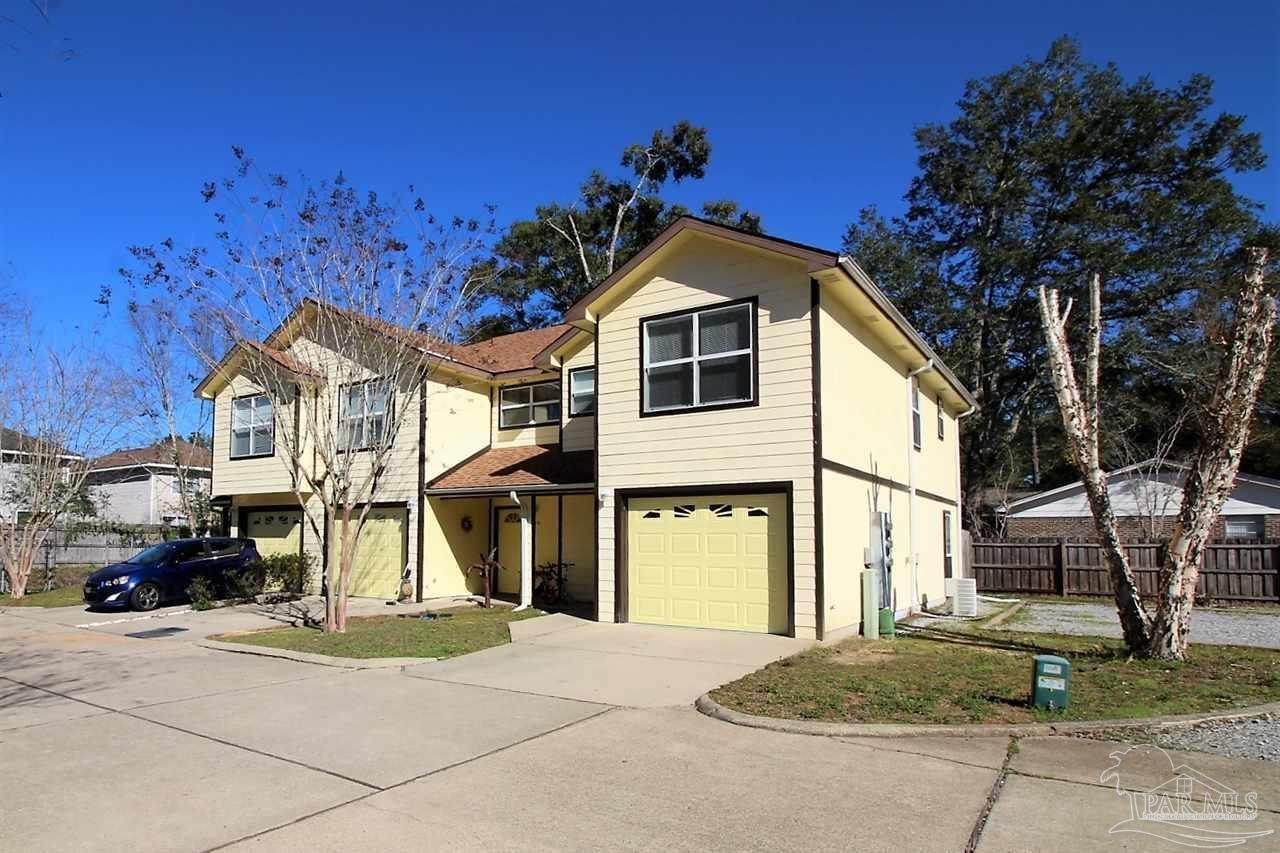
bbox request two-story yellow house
[197,217,975,641]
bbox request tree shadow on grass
[900,624,1123,661]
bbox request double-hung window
[500,382,560,429]
[911,378,922,450]
[231,394,274,458]
[642,301,754,414]
[339,381,392,451]
[568,368,595,417]
[936,393,945,440]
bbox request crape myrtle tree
[1039,249,1275,660]
[0,325,126,598]
[843,38,1270,528]
[472,121,763,336]
[119,151,493,631]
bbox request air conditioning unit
[952,578,978,617]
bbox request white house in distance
[86,439,212,527]
[0,426,83,522]
[1006,460,1280,541]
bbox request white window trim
[642,302,754,413]
[936,393,945,440]
[339,380,393,452]
[568,368,595,417]
[499,381,561,429]
[230,394,274,459]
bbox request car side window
[208,539,240,558]
[172,542,207,563]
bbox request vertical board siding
[972,538,1280,602]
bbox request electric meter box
[1031,654,1071,710]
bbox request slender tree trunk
[1146,248,1274,659]
[1039,275,1152,651]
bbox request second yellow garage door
[627,493,788,634]
[330,507,407,599]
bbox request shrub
[260,553,312,595]
[223,561,267,599]
[187,576,217,611]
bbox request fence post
[1056,539,1068,597]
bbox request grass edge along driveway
[710,625,1280,725]
[217,606,543,660]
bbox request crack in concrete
[965,736,1018,852]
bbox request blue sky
[2,0,1277,349]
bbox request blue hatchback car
[82,538,261,611]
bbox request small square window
[569,368,595,417]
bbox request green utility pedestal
[878,607,895,638]
[1031,654,1070,710]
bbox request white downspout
[511,489,533,611]
[906,360,934,614]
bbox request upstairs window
[642,301,754,414]
[936,393,945,440]
[500,381,560,429]
[911,378,922,450]
[340,381,392,451]
[569,368,596,417]
[231,394,273,458]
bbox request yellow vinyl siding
[560,494,596,601]
[817,286,962,633]
[425,375,490,480]
[422,496,490,598]
[212,378,297,496]
[560,338,596,453]
[595,235,817,638]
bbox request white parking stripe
[76,608,193,628]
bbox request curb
[694,694,1280,739]
[196,639,436,670]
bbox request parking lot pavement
[6,605,1278,853]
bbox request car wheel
[130,582,162,612]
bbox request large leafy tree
[471,122,762,336]
[844,38,1270,527]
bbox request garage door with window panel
[329,507,408,599]
[627,493,788,634]
[243,509,302,559]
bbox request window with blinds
[642,302,754,414]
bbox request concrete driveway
[3,602,1278,852]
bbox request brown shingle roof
[449,325,573,374]
[427,445,593,492]
[240,340,323,380]
[92,439,212,471]
[0,426,76,457]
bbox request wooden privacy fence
[0,527,166,594]
[971,538,1280,604]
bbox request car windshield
[126,543,177,566]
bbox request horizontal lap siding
[595,238,817,638]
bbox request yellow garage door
[330,507,407,599]
[244,509,302,558]
[628,493,788,634]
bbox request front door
[494,504,522,595]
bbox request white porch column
[519,495,533,608]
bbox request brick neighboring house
[1005,460,1280,541]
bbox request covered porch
[423,445,596,613]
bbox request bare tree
[0,331,127,598]
[1037,249,1275,659]
[125,301,213,533]
[123,155,491,631]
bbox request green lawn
[710,627,1280,725]
[0,585,85,608]
[219,607,543,659]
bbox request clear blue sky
[2,0,1277,348]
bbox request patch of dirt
[829,646,897,666]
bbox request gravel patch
[999,602,1280,649]
[1089,714,1280,762]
